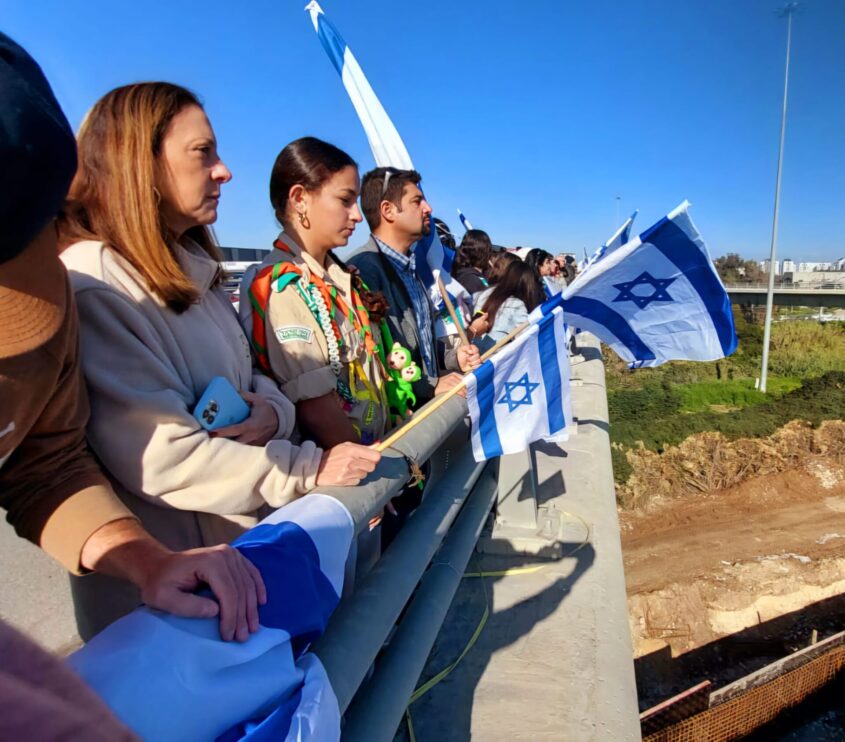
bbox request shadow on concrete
[402,542,595,741]
[570,345,603,364]
[575,418,610,434]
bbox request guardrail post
[477,443,570,559]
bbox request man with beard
[352,167,478,406]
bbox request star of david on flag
[498,373,540,412]
[69,494,353,741]
[612,271,676,309]
[466,306,572,462]
[533,201,738,368]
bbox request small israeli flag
[457,208,474,231]
[536,202,738,368]
[414,216,469,314]
[466,306,572,461]
[306,1,412,169]
[579,210,638,274]
[69,494,354,742]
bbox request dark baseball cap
[0,31,77,264]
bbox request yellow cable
[404,509,591,739]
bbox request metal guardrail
[724,283,845,291]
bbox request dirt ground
[619,455,845,660]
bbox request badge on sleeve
[274,326,313,344]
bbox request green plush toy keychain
[385,341,421,425]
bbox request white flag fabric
[534,202,738,368]
[579,210,638,273]
[69,494,354,742]
[466,306,572,461]
[305,2,466,312]
[306,1,412,170]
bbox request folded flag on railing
[579,210,638,274]
[305,1,466,312]
[466,306,572,462]
[68,494,354,742]
[457,208,474,231]
[535,202,737,368]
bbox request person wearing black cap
[0,31,267,652]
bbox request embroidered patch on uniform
[275,326,313,344]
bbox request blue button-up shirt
[374,236,437,379]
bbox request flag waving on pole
[457,208,474,232]
[579,210,638,273]
[305,1,466,312]
[535,202,738,368]
[466,306,572,461]
[306,1,412,170]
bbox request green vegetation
[606,311,845,485]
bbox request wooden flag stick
[479,321,530,362]
[375,319,536,452]
[376,375,469,452]
[437,275,469,347]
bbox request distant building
[781,258,795,273]
[759,259,781,276]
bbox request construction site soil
[619,450,845,712]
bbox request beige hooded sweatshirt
[61,239,323,638]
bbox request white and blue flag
[306,1,412,170]
[69,494,354,742]
[579,210,638,274]
[457,208,474,232]
[306,1,466,313]
[466,306,572,462]
[536,202,737,368]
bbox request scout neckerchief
[248,239,387,377]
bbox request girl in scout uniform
[244,137,391,447]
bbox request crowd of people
[0,31,579,737]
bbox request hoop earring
[299,211,311,229]
[153,187,162,205]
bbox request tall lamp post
[615,195,621,227]
[760,2,798,393]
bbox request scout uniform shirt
[254,232,388,444]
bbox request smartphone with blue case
[193,376,251,431]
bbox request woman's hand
[468,313,490,339]
[434,372,467,398]
[316,441,382,486]
[456,343,481,372]
[211,391,278,446]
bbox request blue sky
[6,1,844,261]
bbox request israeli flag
[306,2,466,313]
[579,210,639,274]
[69,494,354,742]
[466,306,572,462]
[536,202,737,368]
[306,1,412,170]
[414,215,470,316]
[457,208,474,231]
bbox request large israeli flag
[69,494,354,742]
[579,210,639,274]
[466,306,572,462]
[306,1,412,169]
[306,1,465,313]
[536,202,737,368]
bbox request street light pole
[615,195,620,227]
[760,2,797,393]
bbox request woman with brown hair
[59,84,379,638]
[474,260,546,343]
[241,137,391,448]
